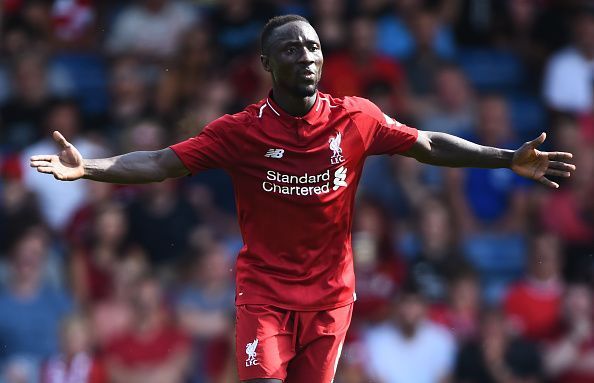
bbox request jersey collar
[266,90,323,126]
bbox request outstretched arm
[30,131,189,183]
[403,131,575,188]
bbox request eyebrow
[277,39,320,47]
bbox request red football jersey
[170,91,418,310]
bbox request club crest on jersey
[245,339,259,367]
[329,132,345,164]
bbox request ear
[260,55,271,73]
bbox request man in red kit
[30,14,576,383]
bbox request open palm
[511,133,575,188]
[29,131,85,181]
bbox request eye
[309,45,320,52]
[286,47,296,54]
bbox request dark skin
[260,20,323,116]
[31,20,575,188]
[30,20,575,383]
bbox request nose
[297,47,315,64]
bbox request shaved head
[261,14,311,55]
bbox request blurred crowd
[1,0,594,382]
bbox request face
[530,234,561,281]
[261,21,323,98]
[62,318,90,355]
[397,294,426,330]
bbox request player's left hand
[511,132,575,188]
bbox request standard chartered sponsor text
[263,169,332,196]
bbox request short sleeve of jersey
[169,114,240,174]
[348,97,418,156]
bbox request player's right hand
[29,131,85,181]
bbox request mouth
[299,69,316,80]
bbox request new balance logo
[333,166,348,190]
[245,339,259,367]
[265,148,284,158]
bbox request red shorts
[235,303,353,382]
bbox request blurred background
[1,0,594,382]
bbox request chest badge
[329,132,345,164]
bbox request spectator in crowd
[320,16,406,105]
[455,309,543,383]
[537,128,594,281]
[69,203,132,305]
[405,8,456,96]
[154,26,217,121]
[106,56,152,134]
[0,156,43,253]
[176,243,235,383]
[543,5,594,114]
[20,98,105,230]
[363,278,456,383]
[308,0,348,54]
[544,283,594,383]
[496,0,548,89]
[430,271,481,342]
[409,198,469,303]
[90,253,147,349]
[1,52,74,149]
[126,179,199,265]
[351,198,406,324]
[447,95,528,234]
[50,0,98,50]
[210,0,276,60]
[0,227,72,371]
[64,181,116,249]
[2,355,40,383]
[417,63,476,138]
[376,1,456,61]
[42,313,106,383]
[453,0,507,46]
[105,0,197,60]
[104,275,191,383]
[504,232,563,342]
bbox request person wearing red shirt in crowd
[545,283,594,383]
[504,232,564,342]
[104,275,191,383]
[320,16,406,110]
[430,270,481,342]
[30,14,575,383]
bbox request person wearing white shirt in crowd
[543,6,594,114]
[363,278,456,383]
[105,0,197,60]
[20,99,105,231]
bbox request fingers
[546,151,573,161]
[30,155,54,162]
[549,161,576,172]
[35,166,55,174]
[30,160,52,168]
[545,168,571,178]
[538,176,559,189]
[52,131,71,149]
[529,132,546,148]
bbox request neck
[12,279,40,299]
[270,86,317,117]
